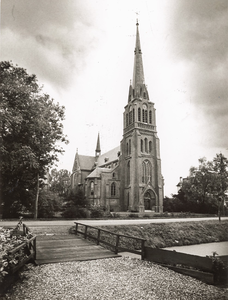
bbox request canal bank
[164,241,228,257]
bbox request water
[164,241,228,257]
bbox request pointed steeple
[128,21,149,102]
[132,21,145,89]
[95,133,101,157]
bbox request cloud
[1,0,103,89]
[168,0,228,149]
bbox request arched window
[133,108,135,122]
[142,109,145,122]
[126,113,128,127]
[142,161,146,183]
[129,111,132,124]
[90,181,94,195]
[112,173,115,178]
[129,106,132,124]
[111,182,116,196]
[149,110,152,124]
[145,138,148,153]
[141,139,143,152]
[149,141,152,153]
[142,161,152,183]
[145,110,148,123]
[138,108,141,121]
[127,161,130,185]
[126,143,129,156]
[129,139,131,155]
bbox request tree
[49,168,71,196]
[62,190,89,218]
[0,61,68,218]
[177,154,228,215]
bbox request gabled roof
[72,152,95,172]
[78,155,95,170]
[87,167,111,178]
[97,145,120,167]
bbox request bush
[211,254,228,285]
[89,206,105,218]
[38,190,63,218]
[61,206,89,218]
[128,213,139,218]
[0,219,34,284]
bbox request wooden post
[115,235,120,254]
[34,237,36,261]
[84,226,88,239]
[97,229,101,245]
[23,224,26,236]
[75,223,78,235]
[141,240,145,260]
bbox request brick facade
[71,23,164,213]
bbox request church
[71,22,164,213]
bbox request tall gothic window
[145,138,148,153]
[111,182,116,196]
[133,108,135,122]
[129,111,132,124]
[126,143,129,156]
[141,139,143,152]
[149,141,152,153]
[126,113,128,127]
[145,110,148,123]
[129,139,131,155]
[149,110,152,124]
[90,181,94,195]
[143,109,148,123]
[127,161,130,185]
[138,108,141,121]
[142,160,152,183]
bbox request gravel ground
[4,257,228,300]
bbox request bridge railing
[74,222,146,259]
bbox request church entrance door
[144,191,156,211]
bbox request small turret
[95,133,101,157]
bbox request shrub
[89,206,105,218]
[211,253,228,285]
[61,206,89,218]
[0,219,34,284]
[128,213,139,218]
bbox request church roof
[87,167,111,178]
[97,145,120,167]
[78,155,95,170]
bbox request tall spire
[132,21,145,92]
[95,133,101,157]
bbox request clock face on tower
[143,104,147,109]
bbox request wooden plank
[36,246,104,258]
[166,265,214,285]
[37,240,92,249]
[144,247,213,272]
[36,254,121,265]
[36,235,80,241]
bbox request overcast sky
[2,0,228,197]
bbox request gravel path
[4,257,228,300]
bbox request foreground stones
[5,257,228,300]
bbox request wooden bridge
[36,234,121,265]
[35,222,146,265]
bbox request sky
[1,0,228,197]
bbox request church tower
[120,22,164,212]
